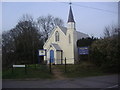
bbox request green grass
[3,62,116,79]
[56,61,111,78]
[2,64,53,79]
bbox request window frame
[55,31,59,42]
[69,34,71,44]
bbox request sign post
[49,58,51,73]
[65,57,67,73]
[12,65,27,74]
[78,47,89,61]
[78,47,89,55]
[38,49,46,64]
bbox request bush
[90,36,119,73]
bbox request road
[2,74,119,89]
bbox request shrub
[90,37,119,73]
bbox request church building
[43,5,89,64]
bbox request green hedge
[90,36,119,73]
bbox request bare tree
[104,26,111,38]
[53,17,64,27]
[104,25,119,38]
[19,14,33,23]
[37,15,64,42]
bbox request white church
[43,5,89,64]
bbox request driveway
[2,74,119,89]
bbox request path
[51,65,66,80]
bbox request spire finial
[69,2,72,6]
[69,0,72,6]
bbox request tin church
[43,5,89,64]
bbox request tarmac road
[2,74,119,89]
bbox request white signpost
[38,49,46,64]
[12,65,27,74]
[13,65,25,68]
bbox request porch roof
[51,43,62,51]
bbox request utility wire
[52,0,117,14]
[72,3,117,14]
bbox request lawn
[2,62,115,79]
[2,64,53,79]
[56,61,112,78]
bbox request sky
[1,1,118,38]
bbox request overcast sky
[2,1,118,37]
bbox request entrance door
[50,50,54,63]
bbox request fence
[44,58,75,64]
[48,57,75,73]
[10,57,76,74]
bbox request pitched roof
[68,6,75,22]
[59,26,67,35]
[77,31,89,40]
[51,43,61,50]
[58,26,89,39]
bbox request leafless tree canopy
[104,25,119,38]
[37,15,64,41]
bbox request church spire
[68,3,75,22]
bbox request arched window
[69,34,71,44]
[55,31,59,42]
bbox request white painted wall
[44,24,76,64]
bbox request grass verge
[56,61,114,78]
[2,64,53,79]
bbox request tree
[77,36,98,47]
[0,33,2,48]
[103,25,119,38]
[2,31,15,68]
[2,14,64,68]
[104,26,111,38]
[90,25,119,73]
[37,15,64,42]
[2,14,44,68]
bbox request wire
[52,0,117,14]
[72,3,117,14]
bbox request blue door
[50,50,54,63]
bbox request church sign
[78,47,89,55]
[38,49,46,56]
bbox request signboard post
[38,49,46,64]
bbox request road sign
[38,49,46,56]
[78,47,89,55]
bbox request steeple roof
[68,5,75,22]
